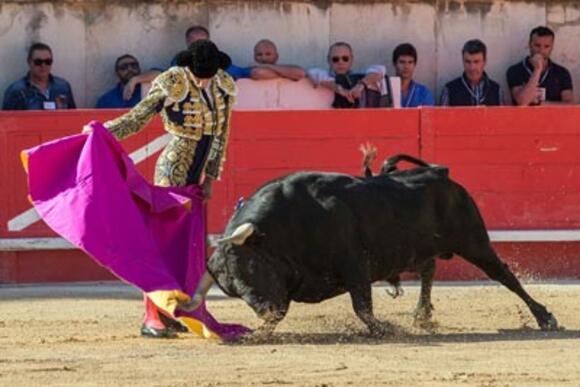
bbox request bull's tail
[360,145,441,176]
[381,154,431,173]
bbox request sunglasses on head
[331,56,351,63]
[32,58,53,66]
[117,62,140,71]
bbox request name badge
[43,101,56,110]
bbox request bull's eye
[224,245,234,255]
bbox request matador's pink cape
[21,121,250,341]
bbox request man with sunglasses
[308,42,385,108]
[96,54,147,108]
[3,42,76,110]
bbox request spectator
[507,26,574,105]
[250,39,305,81]
[96,54,149,108]
[308,42,386,108]
[2,42,76,110]
[185,25,210,45]
[392,43,434,107]
[440,39,502,106]
[171,25,251,80]
[129,25,252,101]
[367,43,434,108]
[168,25,211,67]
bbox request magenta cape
[22,121,249,341]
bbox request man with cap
[89,40,238,338]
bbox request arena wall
[1,107,579,283]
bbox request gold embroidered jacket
[104,67,236,181]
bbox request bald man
[250,39,305,81]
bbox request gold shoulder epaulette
[216,70,237,96]
[155,67,189,104]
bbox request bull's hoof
[368,322,395,337]
[413,304,434,327]
[413,318,438,332]
[385,285,404,299]
[140,324,178,339]
[369,328,388,338]
[413,315,433,328]
[539,313,559,331]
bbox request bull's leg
[414,258,436,324]
[349,284,395,336]
[459,243,558,331]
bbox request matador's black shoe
[159,313,189,333]
[140,324,178,339]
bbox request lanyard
[461,75,487,105]
[402,82,416,108]
[523,58,551,85]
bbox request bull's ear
[217,223,255,246]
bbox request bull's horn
[217,223,255,245]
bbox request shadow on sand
[228,326,580,346]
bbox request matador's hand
[201,178,213,201]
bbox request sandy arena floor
[0,281,579,386]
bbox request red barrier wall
[420,107,580,280]
[1,107,579,283]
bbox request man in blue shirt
[392,43,434,108]
[96,54,144,108]
[344,43,432,108]
[3,42,76,110]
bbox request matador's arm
[104,73,172,139]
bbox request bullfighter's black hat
[176,39,231,78]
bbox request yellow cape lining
[146,290,221,340]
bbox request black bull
[207,154,558,335]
